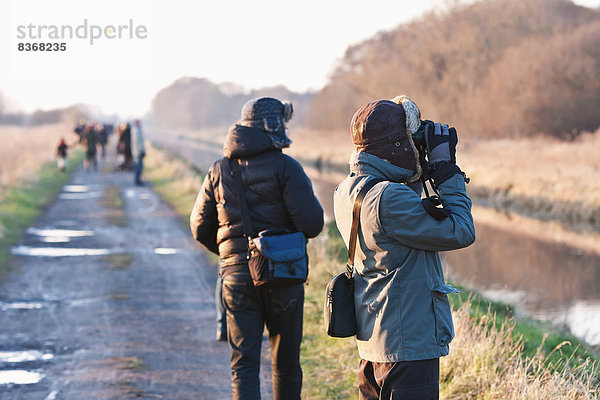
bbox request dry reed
[0,123,77,193]
[442,304,598,399]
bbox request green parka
[334,151,475,362]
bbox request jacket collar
[223,124,278,158]
[349,151,422,193]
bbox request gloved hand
[424,122,458,164]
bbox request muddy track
[0,158,273,399]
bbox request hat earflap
[283,102,294,122]
[392,95,422,182]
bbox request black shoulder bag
[228,157,308,288]
[324,178,383,338]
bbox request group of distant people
[56,119,146,185]
[72,121,111,172]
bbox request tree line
[150,78,314,130]
[307,0,600,139]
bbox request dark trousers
[216,273,227,339]
[222,273,304,400]
[134,154,144,184]
[358,358,439,400]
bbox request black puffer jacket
[190,124,324,274]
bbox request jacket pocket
[431,284,459,346]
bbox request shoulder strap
[346,178,383,279]
[228,157,255,238]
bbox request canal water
[444,218,600,346]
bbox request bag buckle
[345,264,353,280]
[246,236,255,260]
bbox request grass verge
[143,143,204,222]
[0,149,84,277]
[302,229,359,399]
[144,143,599,399]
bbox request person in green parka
[334,96,476,400]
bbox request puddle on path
[0,351,54,363]
[0,298,99,312]
[0,370,44,385]
[27,228,94,238]
[138,193,151,200]
[62,185,88,193]
[41,237,70,243]
[67,297,100,307]
[0,302,44,311]
[45,390,59,400]
[58,191,103,200]
[154,248,178,255]
[11,246,110,257]
[28,228,94,244]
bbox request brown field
[0,123,78,194]
[287,127,600,228]
[288,128,600,204]
[460,131,600,202]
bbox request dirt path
[0,159,272,399]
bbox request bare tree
[306,0,600,139]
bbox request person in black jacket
[190,97,324,400]
[56,138,68,172]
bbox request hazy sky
[1,0,598,118]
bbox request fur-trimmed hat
[240,97,293,122]
[239,97,294,149]
[351,99,421,181]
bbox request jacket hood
[223,124,278,158]
[349,151,422,194]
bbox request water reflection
[444,221,600,345]
[0,370,44,385]
[154,248,178,255]
[58,192,102,200]
[27,228,93,244]
[304,166,346,222]
[0,351,54,363]
[62,185,88,193]
[534,301,600,345]
[11,246,110,257]
[27,228,94,238]
[0,302,44,310]
[41,236,70,243]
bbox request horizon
[0,0,443,119]
[1,0,598,119]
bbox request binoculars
[411,120,427,148]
